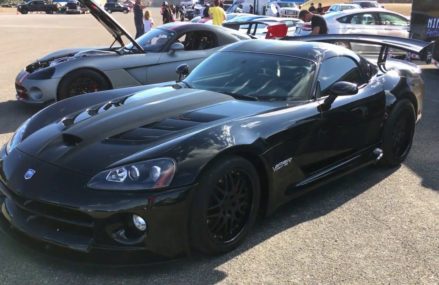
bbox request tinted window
[185,51,316,101]
[128,28,175,52]
[378,13,408,26]
[318,57,362,94]
[176,31,218,51]
[350,13,378,25]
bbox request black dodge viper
[0,37,428,258]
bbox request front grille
[15,83,27,99]
[1,183,95,251]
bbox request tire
[190,156,261,255]
[21,9,28,14]
[380,99,416,167]
[123,9,128,14]
[58,69,111,101]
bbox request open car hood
[78,0,144,52]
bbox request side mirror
[328,81,358,96]
[176,64,189,81]
[169,42,185,54]
[319,81,358,112]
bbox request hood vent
[63,133,82,146]
[107,111,225,144]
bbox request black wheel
[380,99,416,167]
[190,156,261,255]
[21,9,28,14]
[58,69,111,101]
[123,9,128,14]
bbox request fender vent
[62,133,82,146]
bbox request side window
[177,31,217,51]
[350,13,378,25]
[318,57,363,95]
[336,15,350,24]
[378,13,409,26]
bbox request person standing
[316,3,323,14]
[298,9,328,35]
[133,0,144,39]
[143,10,154,34]
[308,2,316,12]
[209,0,226,26]
[162,2,173,24]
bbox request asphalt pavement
[0,11,438,284]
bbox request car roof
[324,8,408,20]
[220,40,360,62]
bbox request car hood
[17,87,277,175]
[78,0,144,52]
[26,48,118,73]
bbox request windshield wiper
[222,92,259,101]
[181,81,192,88]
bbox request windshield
[184,51,316,101]
[125,28,175,52]
[278,2,296,8]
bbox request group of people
[308,2,324,15]
[133,0,226,39]
[133,0,154,38]
[198,0,226,25]
[133,0,326,39]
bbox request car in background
[225,16,299,37]
[352,0,382,9]
[65,0,81,14]
[1,37,426,257]
[15,0,251,104]
[326,3,361,14]
[295,8,409,38]
[263,1,299,18]
[104,2,129,13]
[16,0,59,14]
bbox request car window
[176,31,218,51]
[318,57,363,95]
[131,28,175,52]
[350,13,378,25]
[378,13,408,26]
[184,51,316,101]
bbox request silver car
[15,0,250,104]
[326,3,361,14]
[295,8,409,38]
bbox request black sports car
[0,38,427,258]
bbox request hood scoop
[62,133,82,146]
[108,111,226,144]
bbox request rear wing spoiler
[223,21,288,39]
[283,34,434,70]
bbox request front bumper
[0,149,194,258]
[15,69,59,104]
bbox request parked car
[224,17,299,37]
[16,0,59,14]
[65,0,81,14]
[14,0,251,104]
[352,0,382,9]
[263,0,299,18]
[295,8,409,38]
[0,36,427,257]
[104,2,129,13]
[326,3,361,14]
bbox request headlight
[27,67,55,80]
[6,118,30,155]
[87,158,176,191]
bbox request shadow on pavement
[404,68,439,191]
[0,100,41,135]
[0,165,397,284]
